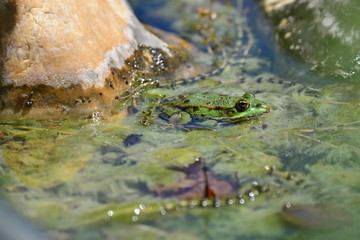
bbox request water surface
[0,0,359,239]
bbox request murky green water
[1,0,359,239]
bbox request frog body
[157,92,269,127]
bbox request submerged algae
[0,120,95,188]
[0,0,360,239]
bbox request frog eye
[235,99,250,112]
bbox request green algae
[0,120,95,188]
[0,0,360,239]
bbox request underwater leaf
[151,157,238,199]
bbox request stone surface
[259,0,360,80]
[0,0,186,119]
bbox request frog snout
[265,105,271,113]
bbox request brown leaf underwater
[151,157,239,200]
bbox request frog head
[225,92,269,120]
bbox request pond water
[1,0,359,239]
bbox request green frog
[152,92,269,128]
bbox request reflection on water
[0,0,359,239]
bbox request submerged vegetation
[0,0,360,239]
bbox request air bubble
[107,210,114,217]
[134,208,141,215]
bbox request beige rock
[0,0,185,119]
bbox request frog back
[163,93,240,120]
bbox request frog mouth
[223,106,270,123]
